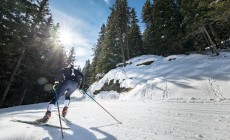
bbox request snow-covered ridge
[89,52,230,100]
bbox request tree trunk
[120,33,126,66]
[202,32,211,47]
[18,86,28,106]
[119,27,126,66]
[0,48,25,108]
[126,36,130,60]
[202,25,219,56]
[209,23,224,49]
[125,7,130,60]
[18,79,29,106]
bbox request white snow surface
[89,52,230,100]
[1,52,230,140]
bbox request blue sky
[49,0,146,68]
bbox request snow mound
[89,52,230,101]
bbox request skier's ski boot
[62,106,68,117]
[35,111,51,124]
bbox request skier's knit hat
[67,63,74,69]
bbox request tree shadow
[167,80,197,89]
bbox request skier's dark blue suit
[36,65,84,123]
[49,67,84,105]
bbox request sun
[59,30,72,45]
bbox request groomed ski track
[0,100,230,140]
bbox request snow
[89,52,230,100]
[1,52,230,140]
[1,99,230,140]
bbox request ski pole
[54,87,64,139]
[80,90,122,124]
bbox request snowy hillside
[1,52,230,140]
[89,52,230,101]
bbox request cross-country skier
[35,64,85,123]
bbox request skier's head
[67,63,74,69]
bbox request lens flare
[44,84,53,91]
[37,77,48,85]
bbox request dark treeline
[0,0,75,108]
[86,0,229,85]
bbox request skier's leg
[36,81,68,123]
[48,81,68,111]
[62,96,70,117]
[62,81,78,117]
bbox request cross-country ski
[11,119,70,130]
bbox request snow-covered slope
[89,52,230,101]
[1,98,230,140]
[1,52,230,140]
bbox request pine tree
[205,0,230,49]
[128,8,143,58]
[96,0,132,74]
[0,0,67,108]
[82,60,91,84]
[97,7,120,73]
[90,24,106,84]
[114,0,130,65]
[152,0,184,56]
[21,0,66,105]
[0,0,38,107]
[180,0,221,55]
[66,47,76,65]
[141,0,156,54]
[142,0,154,27]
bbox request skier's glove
[53,81,59,90]
[79,83,87,93]
[82,87,87,93]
